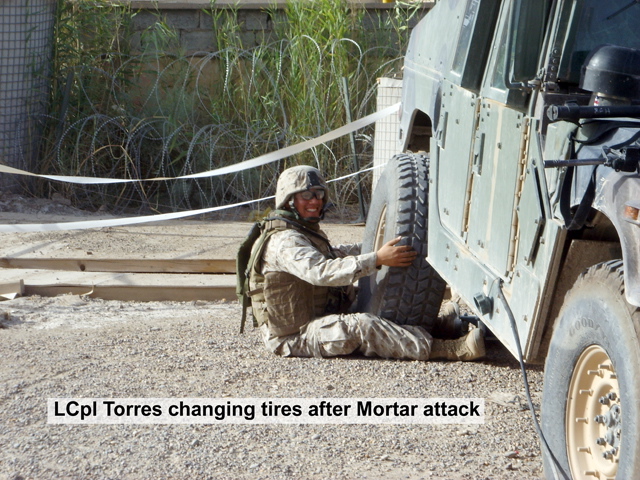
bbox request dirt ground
[0,193,545,480]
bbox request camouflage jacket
[261,228,378,286]
[248,223,377,337]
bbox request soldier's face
[293,188,325,220]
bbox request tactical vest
[240,212,354,337]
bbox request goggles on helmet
[297,189,326,201]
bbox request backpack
[236,219,287,333]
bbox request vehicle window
[480,0,531,108]
[452,0,482,75]
[562,0,640,83]
[480,6,513,103]
[451,0,501,91]
[490,22,508,92]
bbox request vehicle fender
[593,167,640,307]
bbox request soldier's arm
[269,231,377,287]
[331,243,362,257]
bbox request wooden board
[0,279,24,300]
[1,269,236,302]
[24,284,236,302]
[0,258,236,274]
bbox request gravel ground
[0,193,545,480]
[1,296,544,480]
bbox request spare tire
[357,153,446,328]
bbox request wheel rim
[566,345,621,479]
[374,204,387,252]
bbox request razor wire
[32,37,403,217]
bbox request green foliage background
[41,0,421,215]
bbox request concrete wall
[128,1,433,54]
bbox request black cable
[495,282,570,480]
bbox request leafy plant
[40,0,417,216]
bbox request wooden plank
[0,279,24,300]
[0,258,236,274]
[24,284,236,302]
[0,269,119,286]
[5,269,237,302]
[1,270,236,287]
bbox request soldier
[246,165,485,361]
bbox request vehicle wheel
[541,260,640,479]
[357,152,446,328]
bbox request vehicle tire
[357,152,446,328]
[541,260,640,480]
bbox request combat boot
[431,301,467,339]
[429,327,485,361]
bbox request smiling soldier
[243,165,485,361]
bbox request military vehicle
[358,0,640,478]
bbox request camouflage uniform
[249,165,433,360]
[257,227,434,360]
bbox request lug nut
[602,448,618,459]
[596,437,607,445]
[607,392,617,401]
[599,396,610,405]
[595,415,606,424]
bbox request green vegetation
[41,0,421,215]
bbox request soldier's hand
[375,237,418,267]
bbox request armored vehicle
[359,0,640,478]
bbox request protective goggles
[298,189,326,201]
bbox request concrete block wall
[128,1,433,55]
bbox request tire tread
[360,153,446,327]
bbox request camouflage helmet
[275,165,329,210]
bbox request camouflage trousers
[260,313,433,361]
